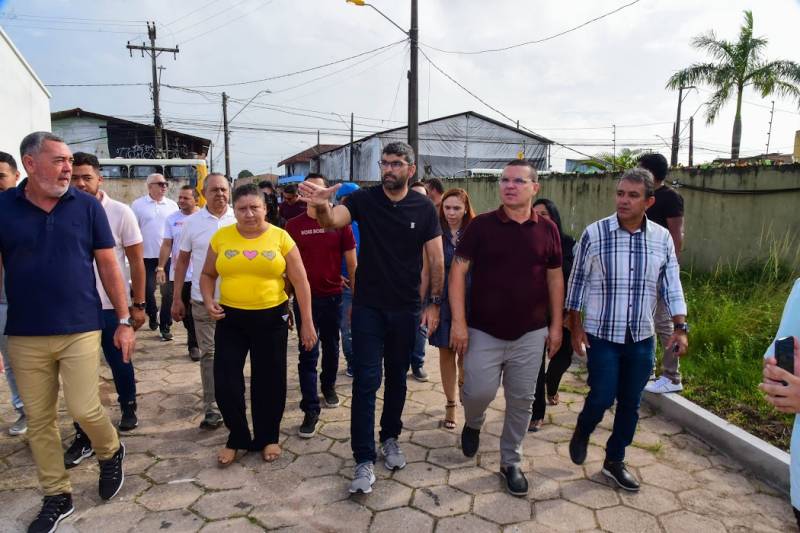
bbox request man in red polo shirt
[286,173,357,439]
[449,159,564,498]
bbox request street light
[670,85,696,166]
[223,88,272,180]
[347,0,419,178]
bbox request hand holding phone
[775,336,795,386]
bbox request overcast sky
[3,0,800,175]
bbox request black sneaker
[189,347,201,361]
[148,316,158,331]
[28,493,74,533]
[64,425,94,469]
[322,387,340,408]
[160,328,173,341]
[298,412,319,439]
[98,443,125,501]
[499,465,529,497]
[345,365,353,378]
[411,366,429,382]
[569,428,589,465]
[199,412,223,430]
[118,401,138,432]
[461,425,480,457]
[602,460,640,491]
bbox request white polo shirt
[163,210,195,281]
[179,205,236,302]
[131,194,178,258]
[95,191,143,310]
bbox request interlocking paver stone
[0,322,791,532]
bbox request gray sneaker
[381,438,407,471]
[9,413,27,436]
[349,461,376,494]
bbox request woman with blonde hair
[428,188,475,429]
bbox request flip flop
[442,401,457,430]
[263,443,282,462]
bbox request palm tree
[581,148,648,172]
[667,10,800,159]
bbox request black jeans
[144,258,172,331]
[350,304,419,464]
[214,303,288,451]
[532,327,573,420]
[794,507,800,530]
[293,295,342,415]
[179,281,197,349]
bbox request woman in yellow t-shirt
[200,183,317,466]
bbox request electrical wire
[168,0,254,36]
[177,0,276,46]
[421,0,641,55]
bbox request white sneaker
[349,462,376,494]
[644,376,683,394]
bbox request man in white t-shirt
[171,173,235,429]
[131,173,178,339]
[157,185,200,360]
[65,152,146,467]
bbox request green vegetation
[667,10,800,159]
[663,255,798,451]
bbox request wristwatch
[428,295,442,306]
[132,301,146,310]
[119,317,133,328]
[155,266,165,272]
[674,322,690,334]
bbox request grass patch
[661,257,798,451]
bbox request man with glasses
[132,174,178,340]
[298,142,444,495]
[449,159,564,497]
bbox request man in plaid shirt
[565,167,688,492]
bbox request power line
[178,0,276,45]
[0,12,144,24]
[164,0,219,26]
[46,82,149,87]
[1,22,142,35]
[168,0,254,36]
[421,0,641,55]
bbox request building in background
[52,108,210,160]
[311,111,552,182]
[0,27,51,167]
[278,144,341,177]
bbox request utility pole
[612,124,617,171]
[408,0,419,179]
[127,22,179,157]
[688,116,694,167]
[670,86,694,166]
[765,100,776,154]
[350,112,355,181]
[222,92,231,179]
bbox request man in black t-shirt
[638,153,686,394]
[298,142,444,495]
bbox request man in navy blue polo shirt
[0,132,134,533]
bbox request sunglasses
[150,182,168,188]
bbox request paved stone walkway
[0,326,795,532]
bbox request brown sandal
[217,447,243,467]
[442,401,457,430]
[262,443,282,462]
[547,393,559,406]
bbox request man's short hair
[20,131,64,157]
[305,173,327,186]
[203,172,227,191]
[382,141,415,165]
[637,152,668,182]
[181,184,200,200]
[620,167,655,198]
[146,173,166,185]
[424,177,444,194]
[0,151,17,171]
[283,184,298,195]
[72,152,100,171]
[504,159,539,182]
[258,180,275,190]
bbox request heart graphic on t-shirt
[243,250,258,260]
[224,249,239,259]
[262,250,276,260]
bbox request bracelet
[155,267,165,272]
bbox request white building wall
[0,28,51,170]
[52,117,111,157]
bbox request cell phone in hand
[775,336,795,385]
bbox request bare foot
[217,447,237,467]
[263,443,281,462]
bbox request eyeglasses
[499,177,533,186]
[150,182,168,188]
[378,160,410,169]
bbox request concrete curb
[642,390,790,496]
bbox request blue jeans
[410,325,427,370]
[351,304,419,464]
[340,286,353,366]
[0,303,23,413]
[575,334,655,462]
[293,295,342,415]
[100,310,137,405]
